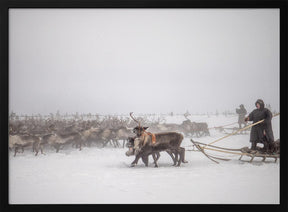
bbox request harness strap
[143,131,156,144]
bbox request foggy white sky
[9,9,279,115]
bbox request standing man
[236,104,247,129]
[244,99,274,151]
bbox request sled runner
[215,127,250,135]
[190,139,280,163]
[238,147,279,162]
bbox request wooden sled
[238,147,279,162]
[190,139,280,163]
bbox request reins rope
[190,141,242,151]
[208,121,238,130]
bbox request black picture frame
[1,0,287,211]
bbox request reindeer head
[125,136,143,156]
[125,137,135,156]
[129,112,148,137]
[9,124,17,135]
[133,126,149,137]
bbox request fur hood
[255,99,265,109]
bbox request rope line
[191,140,242,151]
[208,121,238,130]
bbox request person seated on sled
[244,99,274,152]
[236,104,247,129]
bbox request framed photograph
[1,0,287,211]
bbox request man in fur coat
[244,99,274,151]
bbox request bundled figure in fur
[236,104,247,129]
[244,99,274,152]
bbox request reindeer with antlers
[126,112,187,167]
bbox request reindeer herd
[9,114,210,158]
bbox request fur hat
[255,99,264,109]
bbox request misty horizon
[9,9,280,116]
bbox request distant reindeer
[42,124,82,152]
[9,126,42,156]
[180,118,210,137]
[79,127,102,147]
[113,126,134,148]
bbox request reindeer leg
[34,143,38,156]
[102,140,109,148]
[156,152,160,162]
[151,153,158,167]
[166,150,176,165]
[142,155,149,167]
[40,144,45,155]
[131,155,141,167]
[114,140,119,148]
[180,147,188,163]
[34,141,40,156]
[55,144,60,153]
[32,142,36,153]
[14,147,18,157]
[176,147,185,166]
[174,152,178,164]
[173,151,179,166]
[170,152,176,165]
[79,141,82,151]
[109,140,114,147]
[153,152,160,164]
[154,160,158,168]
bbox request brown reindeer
[128,112,187,167]
[125,136,177,167]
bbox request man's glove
[244,117,249,122]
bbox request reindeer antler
[129,112,141,127]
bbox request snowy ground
[9,114,280,204]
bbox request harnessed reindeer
[127,112,187,167]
